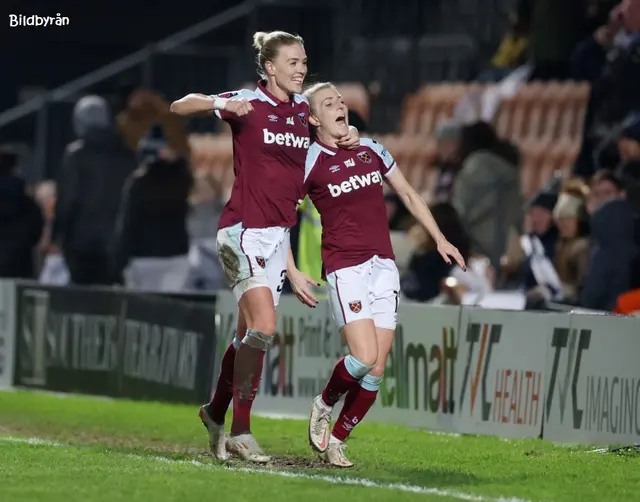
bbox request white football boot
[226,433,271,463]
[198,404,229,461]
[308,395,332,453]
[322,438,354,468]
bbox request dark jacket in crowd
[581,198,638,310]
[115,157,193,272]
[401,203,470,302]
[54,96,137,284]
[574,33,640,178]
[0,175,44,278]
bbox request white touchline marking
[0,435,534,502]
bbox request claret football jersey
[213,81,311,230]
[302,137,397,275]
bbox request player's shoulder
[359,137,392,159]
[359,137,385,152]
[293,93,309,107]
[304,142,330,181]
[305,142,326,166]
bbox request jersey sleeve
[360,138,397,176]
[210,89,257,122]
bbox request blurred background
[2,0,640,314]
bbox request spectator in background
[115,125,193,292]
[519,191,561,309]
[53,95,137,285]
[186,170,225,291]
[117,89,190,157]
[529,0,586,80]
[552,180,591,304]
[573,0,640,178]
[400,203,470,303]
[569,2,627,83]
[616,116,640,212]
[588,168,627,213]
[581,176,637,310]
[477,7,530,82]
[34,181,69,286]
[452,121,522,270]
[426,121,461,204]
[0,147,44,279]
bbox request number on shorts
[276,270,287,293]
[394,290,399,313]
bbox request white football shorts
[216,222,290,306]
[325,255,400,330]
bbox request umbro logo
[268,114,278,122]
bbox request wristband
[213,97,229,111]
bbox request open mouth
[335,114,346,124]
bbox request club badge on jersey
[349,300,362,313]
[298,113,308,127]
[255,256,266,268]
[357,151,372,164]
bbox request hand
[295,199,303,211]
[336,126,360,150]
[287,268,320,308]
[436,238,467,271]
[225,99,254,117]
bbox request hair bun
[253,31,268,50]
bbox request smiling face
[307,85,350,142]
[265,42,308,95]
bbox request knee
[348,341,378,370]
[252,318,277,335]
[368,362,385,378]
[245,307,276,334]
[344,354,375,379]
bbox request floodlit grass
[0,390,638,502]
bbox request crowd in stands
[2,0,640,315]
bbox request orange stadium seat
[399,80,589,197]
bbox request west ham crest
[349,300,362,313]
[298,112,308,127]
[255,256,266,268]
[357,151,372,164]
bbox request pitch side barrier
[6,280,216,404]
[216,291,640,446]
[3,279,639,446]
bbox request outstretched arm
[170,93,217,116]
[386,168,467,270]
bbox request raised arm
[169,93,217,116]
[170,90,254,119]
